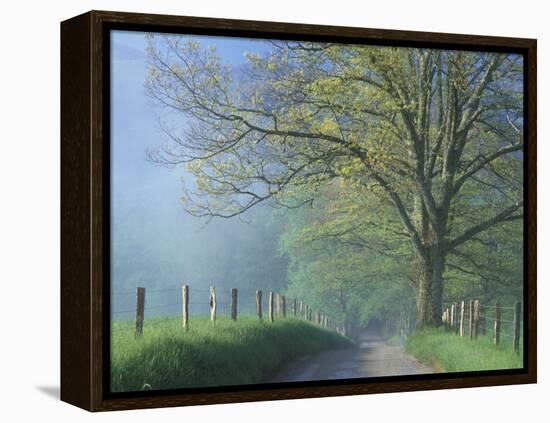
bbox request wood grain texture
[60,11,92,410]
[60,10,537,412]
[89,9,535,50]
[525,39,537,382]
[89,10,107,411]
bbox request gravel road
[271,331,434,382]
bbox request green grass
[405,328,523,372]
[111,315,353,392]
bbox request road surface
[271,331,434,382]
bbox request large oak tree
[145,35,524,327]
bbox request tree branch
[452,143,523,196]
[447,200,524,250]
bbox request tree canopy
[145,35,524,327]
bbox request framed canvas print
[60,10,536,411]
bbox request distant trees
[112,196,288,301]
[146,35,524,327]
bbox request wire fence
[111,286,257,317]
[441,299,522,353]
[111,285,346,338]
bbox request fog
[110,31,288,319]
[109,31,524,331]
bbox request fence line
[112,286,266,297]
[112,285,346,338]
[442,299,522,353]
[478,304,516,310]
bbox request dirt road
[271,331,434,382]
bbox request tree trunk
[415,242,444,328]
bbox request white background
[0,0,546,421]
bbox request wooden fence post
[281,295,286,318]
[460,300,465,337]
[454,304,458,331]
[484,315,489,335]
[256,290,262,321]
[293,298,297,317]
[493,301,501,345]
[453,303,460,334]
[268,291,274,323]
[275,293,281,317]
[135,287,145,337]
[305,304,309,321]
[182,285,189,331]
[450,304,455,331]
[299,300,303,318]
[209,286,217,322]
[446,308,450,330]
[513,301,521,353]
[473,299,480,339]
[230,288,238,321]
[469,299,474,339]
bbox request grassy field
[405,328,523,372]
[111,315,353,392]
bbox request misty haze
[109,30,525,393]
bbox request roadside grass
[405,327,523,372]
[111,315,353,392]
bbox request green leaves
[145,36,524,324]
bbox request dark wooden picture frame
[61,10,536,412]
